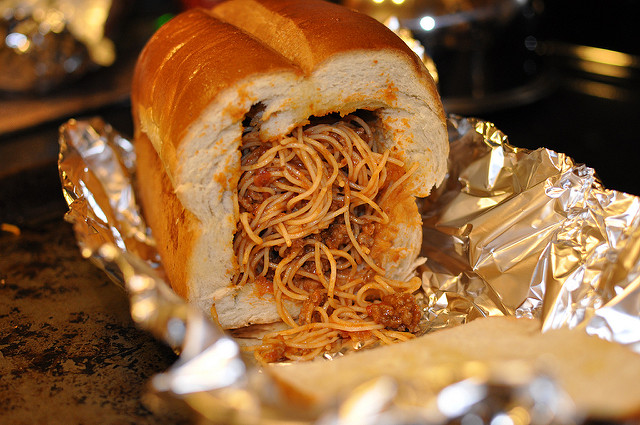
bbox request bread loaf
[132,0,448,337]
[266,317,640,421]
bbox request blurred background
[1,0,639,222]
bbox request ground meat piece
[253,275,273,297]
[356,222,376,248]
[301,256,330,274]
[366,293,421,333]
[279,239,305,260]
[253,168,273,187]
[339,329,372,342]
[300,279,322,292]
[302,259,316,274]
[238,189,268,213]
[321,222,350,250]
[298,289,327,325]
[238,194,255,212]
[329,197,344,212]
[258,338,287,363]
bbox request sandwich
[132,0,449,362]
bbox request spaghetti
[235,114,423,362]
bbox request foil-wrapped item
[58,115,640,423]
[1,0,116,93]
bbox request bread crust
[135,131,197,299]
[131,8,301,179]
[211,0,429,77]
[132,0,446,184]
[210,0,447,196]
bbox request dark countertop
[0,219,192,425]
[0,159,194,423]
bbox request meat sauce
[366,293,421,333]
[253,275,273,298]
[298,288,327,325]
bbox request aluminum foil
[58,115,640,424]
[1,0,116,93]
[419,117,640,353]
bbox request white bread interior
[265,317,640,421]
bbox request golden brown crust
[131,8,300,172]
[132,1,443,166]
[134,131,197,299]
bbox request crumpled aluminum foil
[1,0,116,93]
[58,115,640,424]
[419,117,640,353]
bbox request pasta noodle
[235,114,423,363]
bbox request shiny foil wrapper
[1,0,116,93]
[58,115,640,424]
